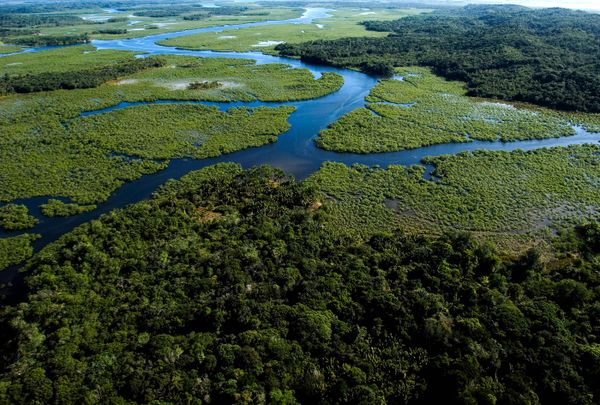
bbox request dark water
[2,8,600,283]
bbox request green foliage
[30,7,304,41]
[40,199,96,217]
[0,104,292,204]
[9,33,90,47]
[0,45,142,76]
[307,145,600,248]
[187,80,220,90]
[93,29,128,35]
[278,5,600,112]
[159,8,416,53]
[0,204,38,230]
[0,52,341,204]
[0,13,87,28]
[0,233,39,271]
[70,104,295,160]
[1,55,165,95]
[0,44,22,54]
[317,67,590,153]
[0,164,598,403]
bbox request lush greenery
[0,13,87,28]
[158,8,422,53]
[0,234,38,271]
[0,45,141,75]
[9,33,90,47]
[40,199,96,217]
[0,204,37,230]
[132,5,251,18]
[0,52,341,204]
[0,103,292,204]
[308,145,600,250]
[71,104,295,160]
[317,67,600,153]
[7,7,304,41]
[0,55,165,95]
[0,164,599,403]
[0,44,22,54]
[277,5,600,112]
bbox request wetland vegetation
[308,145,600,251]
[278,5,600,112]
[0,234,39,271]
[0,164,599,403]
[0,51,341,204]
[0,3,304,43]
[39,199,97,217]
[0,204,38,230]
[158,8,424,53]
[1,2,600,403]
[317,67,600,153]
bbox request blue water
[1,8,600,283]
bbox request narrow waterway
[2,8,600,283]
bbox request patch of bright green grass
[308,145,600,251]
[158,8,425,53]
[316,67,600,153]
[0,44,23,54]
[34,7,305,40]
[0,45,139,75]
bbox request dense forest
[0,164,598,403]
[0,14,87,28]
[8,33,90,47]
[0,56,165,94]
[277,5,600,112]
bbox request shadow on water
[2,8,600,286]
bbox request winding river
[2,8,600,283]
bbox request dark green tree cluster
[183,6,250,20]
[0,3,94,14]
[39,199,96,217]
[277,5,600,112]
[0,56,165,94]
[0,204,37,231]
[0,164,599,404]
[0,13,86,28]
[93,28,128,35]
[8,33,90,47]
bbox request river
[1,8,599,283]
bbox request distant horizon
[447,0,599,11]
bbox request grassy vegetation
[0,44,22,54]
[125,56,343,102]
[0,104,292,204]
[158,8,425,53]
[317,67,600,153]
[0,45,139,75]
[71,104,295,160]
[308,145,600,251]
[20,7,304,41]
[0,52,340,204]
[40,199,97,217]
[0,204,38,230]
[0,234,39,271]
[0,54,343,123]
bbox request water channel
[2,8,600,283]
